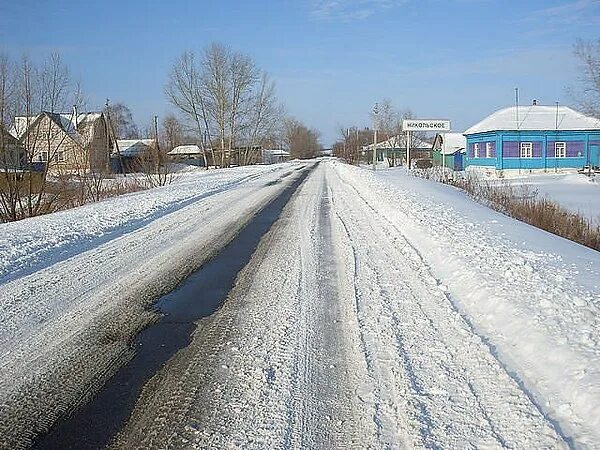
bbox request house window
[485,142,493,158]
[520,142,532,158]
[473,143,480,158]
[39,151,48,162]
[555,142,566,158]
[56,151,65,162]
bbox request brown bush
[415,169,600,251]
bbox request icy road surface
[0,162,311,449]
[112,161,597,449]
[1,160,598,449]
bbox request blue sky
[1,0,599,145]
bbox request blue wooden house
[464,104,600,173]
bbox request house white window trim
[39,151,48,162]
[485,142,493,158]
[56,150,65,162]
[473,142,480,158]
[520,142,533,158]
[555,142,566,158]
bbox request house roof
[262,149,290,157]
[440,133,466,155]
[12,111,105,148]
[464,105,600,135]
[115,139,155,157]
[168,144,203,155]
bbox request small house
[432,133,466,171]
[363,134,432,166]
[262,149,290,164]
[167,144,205,166]
[12,110,112,175]
[464,103,600,174]
[112,139,156,173]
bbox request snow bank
[334,163,600,448]
[0,164,293,284]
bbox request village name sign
[402,119,451,132]
[400,119,451,168]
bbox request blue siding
[465,130,600,170]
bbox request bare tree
[162,114,183,151]
[0,53,88,221]
[202,43,231,167]
[571,38,600,118]
[167,43,284,168]
[240,72,284,165]
[105,102,139,139]
[165,51,212,168]
[284,118,321,159]
[40,53,70,113]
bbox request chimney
[72,105,78,129]
[532,99,538,106]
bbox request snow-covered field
[1,160,598,449]
[490,172,600,224]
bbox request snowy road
[0,162,312,449]
[111,161,586,449]
[1,160,598,449]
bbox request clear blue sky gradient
[1,0,599,145]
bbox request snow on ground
[352,164,600,448]
[1,160,598,448]
[0,162,308,449]
[0,163,296,284]
[113,161,581,449]
[498,173,600,223]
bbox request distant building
[262,149,290,164]
[363,134,432,165]
[167,144,205,166]
[432,133,466,171]
[319,148,334,157]
[464,104,600,174]
[112,139,155,173]
[11,110,112,174]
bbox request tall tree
[166,43,283,168]
[284,118,321,159]
[105,102,139,139]
[162,114,183,151]
[571,38,600,118]
[165,51,212,167]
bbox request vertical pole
[406,130,411,169]
[373,103,378,170]
[373,128,377,170]
[154,115,160,174]
[441,135,446,172]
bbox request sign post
[402,119,451,170]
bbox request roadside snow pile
[0,164,293,284]
[334,163,600,448]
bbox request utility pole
[154,115,160,174]
[373,103,379,170]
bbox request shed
[111,139,155,173]
[167,144,205,166]
[432,133,466,170]
[262,149,290,164]
[464,104,600,174]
